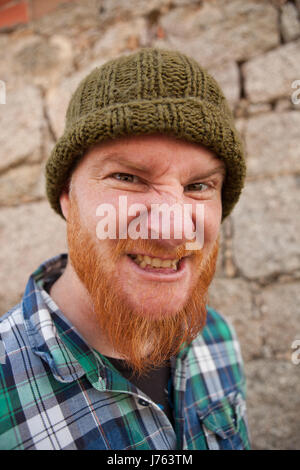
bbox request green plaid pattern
[0,254,251,450]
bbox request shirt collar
[22,253,98,384]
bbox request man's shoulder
[195,305,243,362]
[186,305,246,394]
[0,301,29,358]
[0,301,24,334]
[202,305,240,345]
[182,307,251,449]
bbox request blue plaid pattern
[0,254,251,450]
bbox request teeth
[129,254,180,270]
[152,258,161,267]
[161,259,172,268]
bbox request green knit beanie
[45,47,246,221]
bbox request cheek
[75,187,121,236]
[203,201,222,245]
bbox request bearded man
[0,48,251,450]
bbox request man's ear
[59,179,71,221]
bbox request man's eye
[184,182,209,192]
[111,173,139,183]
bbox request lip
[125,254,190,282]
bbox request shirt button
[138,399,149,406]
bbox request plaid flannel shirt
[0,254,251,450]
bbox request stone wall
[0,0,299,450]
[0,0,77,30]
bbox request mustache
[107,238,202,264]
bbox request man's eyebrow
[93,153,154,173]
[91,152,226,177]
[192,164,226,179]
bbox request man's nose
[145,193,197,248]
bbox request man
[0,47,250,450]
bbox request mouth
[126,253,189,279]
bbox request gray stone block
[245,112,300,177]
[242,40,300,103]
[245,359,300,449]
[0,202,67,315]
[232,176,300,278]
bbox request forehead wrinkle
[91,151,173,176]
[94,153,151,173]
